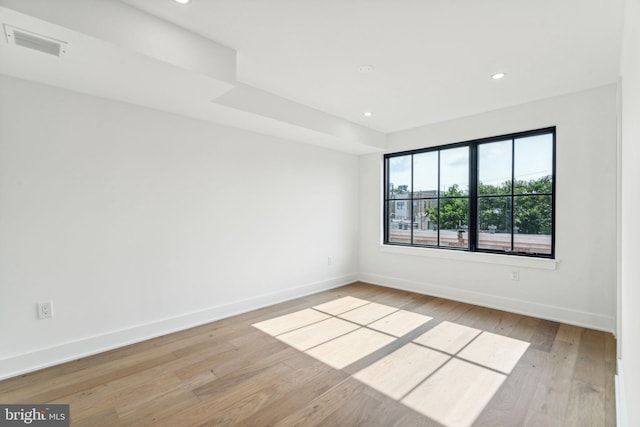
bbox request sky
[388,134,553,193]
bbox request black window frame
[383,127,556,259]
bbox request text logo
[0,405,69,426]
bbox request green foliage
[478,197,510,232]
[514,194,552,234]
[479,175,552,196]
[479,181,511,196]
[515,175,552,195]
[425,184,468,230]
[426,176,552,234]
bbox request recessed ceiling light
[359,65,374,74]
[491,72,506,80]
[364,111,373,117]
[174,0,191,4]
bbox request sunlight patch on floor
[458,330,530,374]
[306,328,395,369]
[337,302,398,325]
[252,308,329,336]
[413,320,482,354]
[367,310,432,337]
[312,296,370,315]
[276,317,360,351]
[353,343,449,399]
[402,358,507,427]
[252,297,530,427]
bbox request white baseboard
[0,274,357,381]
[358,272,615,332]
[616,359,628,427]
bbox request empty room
[0,0,638,426]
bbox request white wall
[0,75,359,379]
[359,85,618,332]
[619,0,640,425]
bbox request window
[384,127,555,258]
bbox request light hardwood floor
[0,282,616,426]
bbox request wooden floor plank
[272,378,365,427]
[563,380,606,427]
[242,361,348,426]
[0,282,616,427]
[519,341,579,425]
[471,348,544,426]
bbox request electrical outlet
[37,301,53,319]
[511,270,520,281]
[327,256,333,266]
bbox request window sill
[379,244,559,270]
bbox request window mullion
[384,157,388,243]
[510,138,515,252]
[437,150,440,247]
[410,155,414,244]
[469,143,477,251]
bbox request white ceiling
[0,0,626,153]
[122,0,625,133]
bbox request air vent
[4,25,67,57]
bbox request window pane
[389,200,410,221]
[386,201,411,243]
[413,199,438,246]
[478,140,512,195]
[440,147,469,195]
[514,195,552,254]
[388,155,412,199]
[413,151,438,197]
[477,197,512,251]
[514,134,553,194]
[438,197,469,248]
